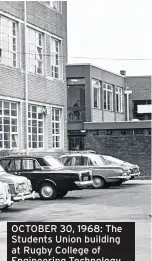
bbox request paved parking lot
[0,183,151,261]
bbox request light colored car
[0,181,13,210]
[0,165,35,203]
[60,152,131,189]
[101,155,140,179]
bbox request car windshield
[90,155,106,166]
[103,156,124,165]
[44,157,64,170]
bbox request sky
[67,0,152,76]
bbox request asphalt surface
[0,183,151,261]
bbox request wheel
[56,191,68,199]
[39,182,57,200]
[93,177,107,189]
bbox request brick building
[0,1,68,156]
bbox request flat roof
[66,63,125,78]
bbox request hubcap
[93,177,103,188]
[41,186,53,198]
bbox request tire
[39,182,57,200]
[56,191,68,199]
[93,176,107,189]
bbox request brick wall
[84,135,151,178]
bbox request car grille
[9,184,16,195]
[18,183,27,192]
[81,172,91,181]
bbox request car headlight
[27,179,32,191]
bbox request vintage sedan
[60,152,131,189]
[101,155,140,179]
[0,181,13,210]
[0,156,93,199]
[0,164,35,203]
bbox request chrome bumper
[12,191,35,201]
[130,172,140,177]
[108,175,131,180]
[75,180,93,188]
[0,194,13,209]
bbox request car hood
[0,171,27,184]
[108,162,138,170]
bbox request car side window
[33,160,41,170]
[74,156,83,166]
[83,156,94,166]
[0,159,15,171]
[61,157,72,166]
[22,159,34,171]
[15,160,22,171]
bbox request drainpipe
[24,0,29,155]
[124,87,132,121]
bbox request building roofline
[66,63,125,78]
[125,75,152,78]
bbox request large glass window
[0,16,18,67]
[52,108,62,148]
[92,79,101,108]
[27,27,43,74]
[28,105,44,148]
[103,83,113,111]
[0,100,18,149]
[51,38,61,79]
[116,87,123,112]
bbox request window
[0,100,18,149]
[61,157,73,166]
[92,79,101,108]
[28,105,44,148]
[116,87,123,112]
[27,27,44,74]
[52,108,62,148]
[51,38,61,79]
[45,1,62,13]
[103,83,113,111]
[0,16,18,67]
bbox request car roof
[60,153,98,157]
[0,155,46,160]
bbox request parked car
[101,155,140,179]
[0,164,35,203]
[60,151,131,189]
[0,181,13,210]
[0,156,93,200]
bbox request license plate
[83,177,88,181]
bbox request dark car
[0,156,93,200]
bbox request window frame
[0,15,18,68]
[28,104,44,149]
[44,1,62,13]
[116,86,123,113]
[92,79,101,109]
[51,37,62,80]
[26,27,44,75]
[103,83,113,111]
[0,100,18,149]
[52,107,62,149]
